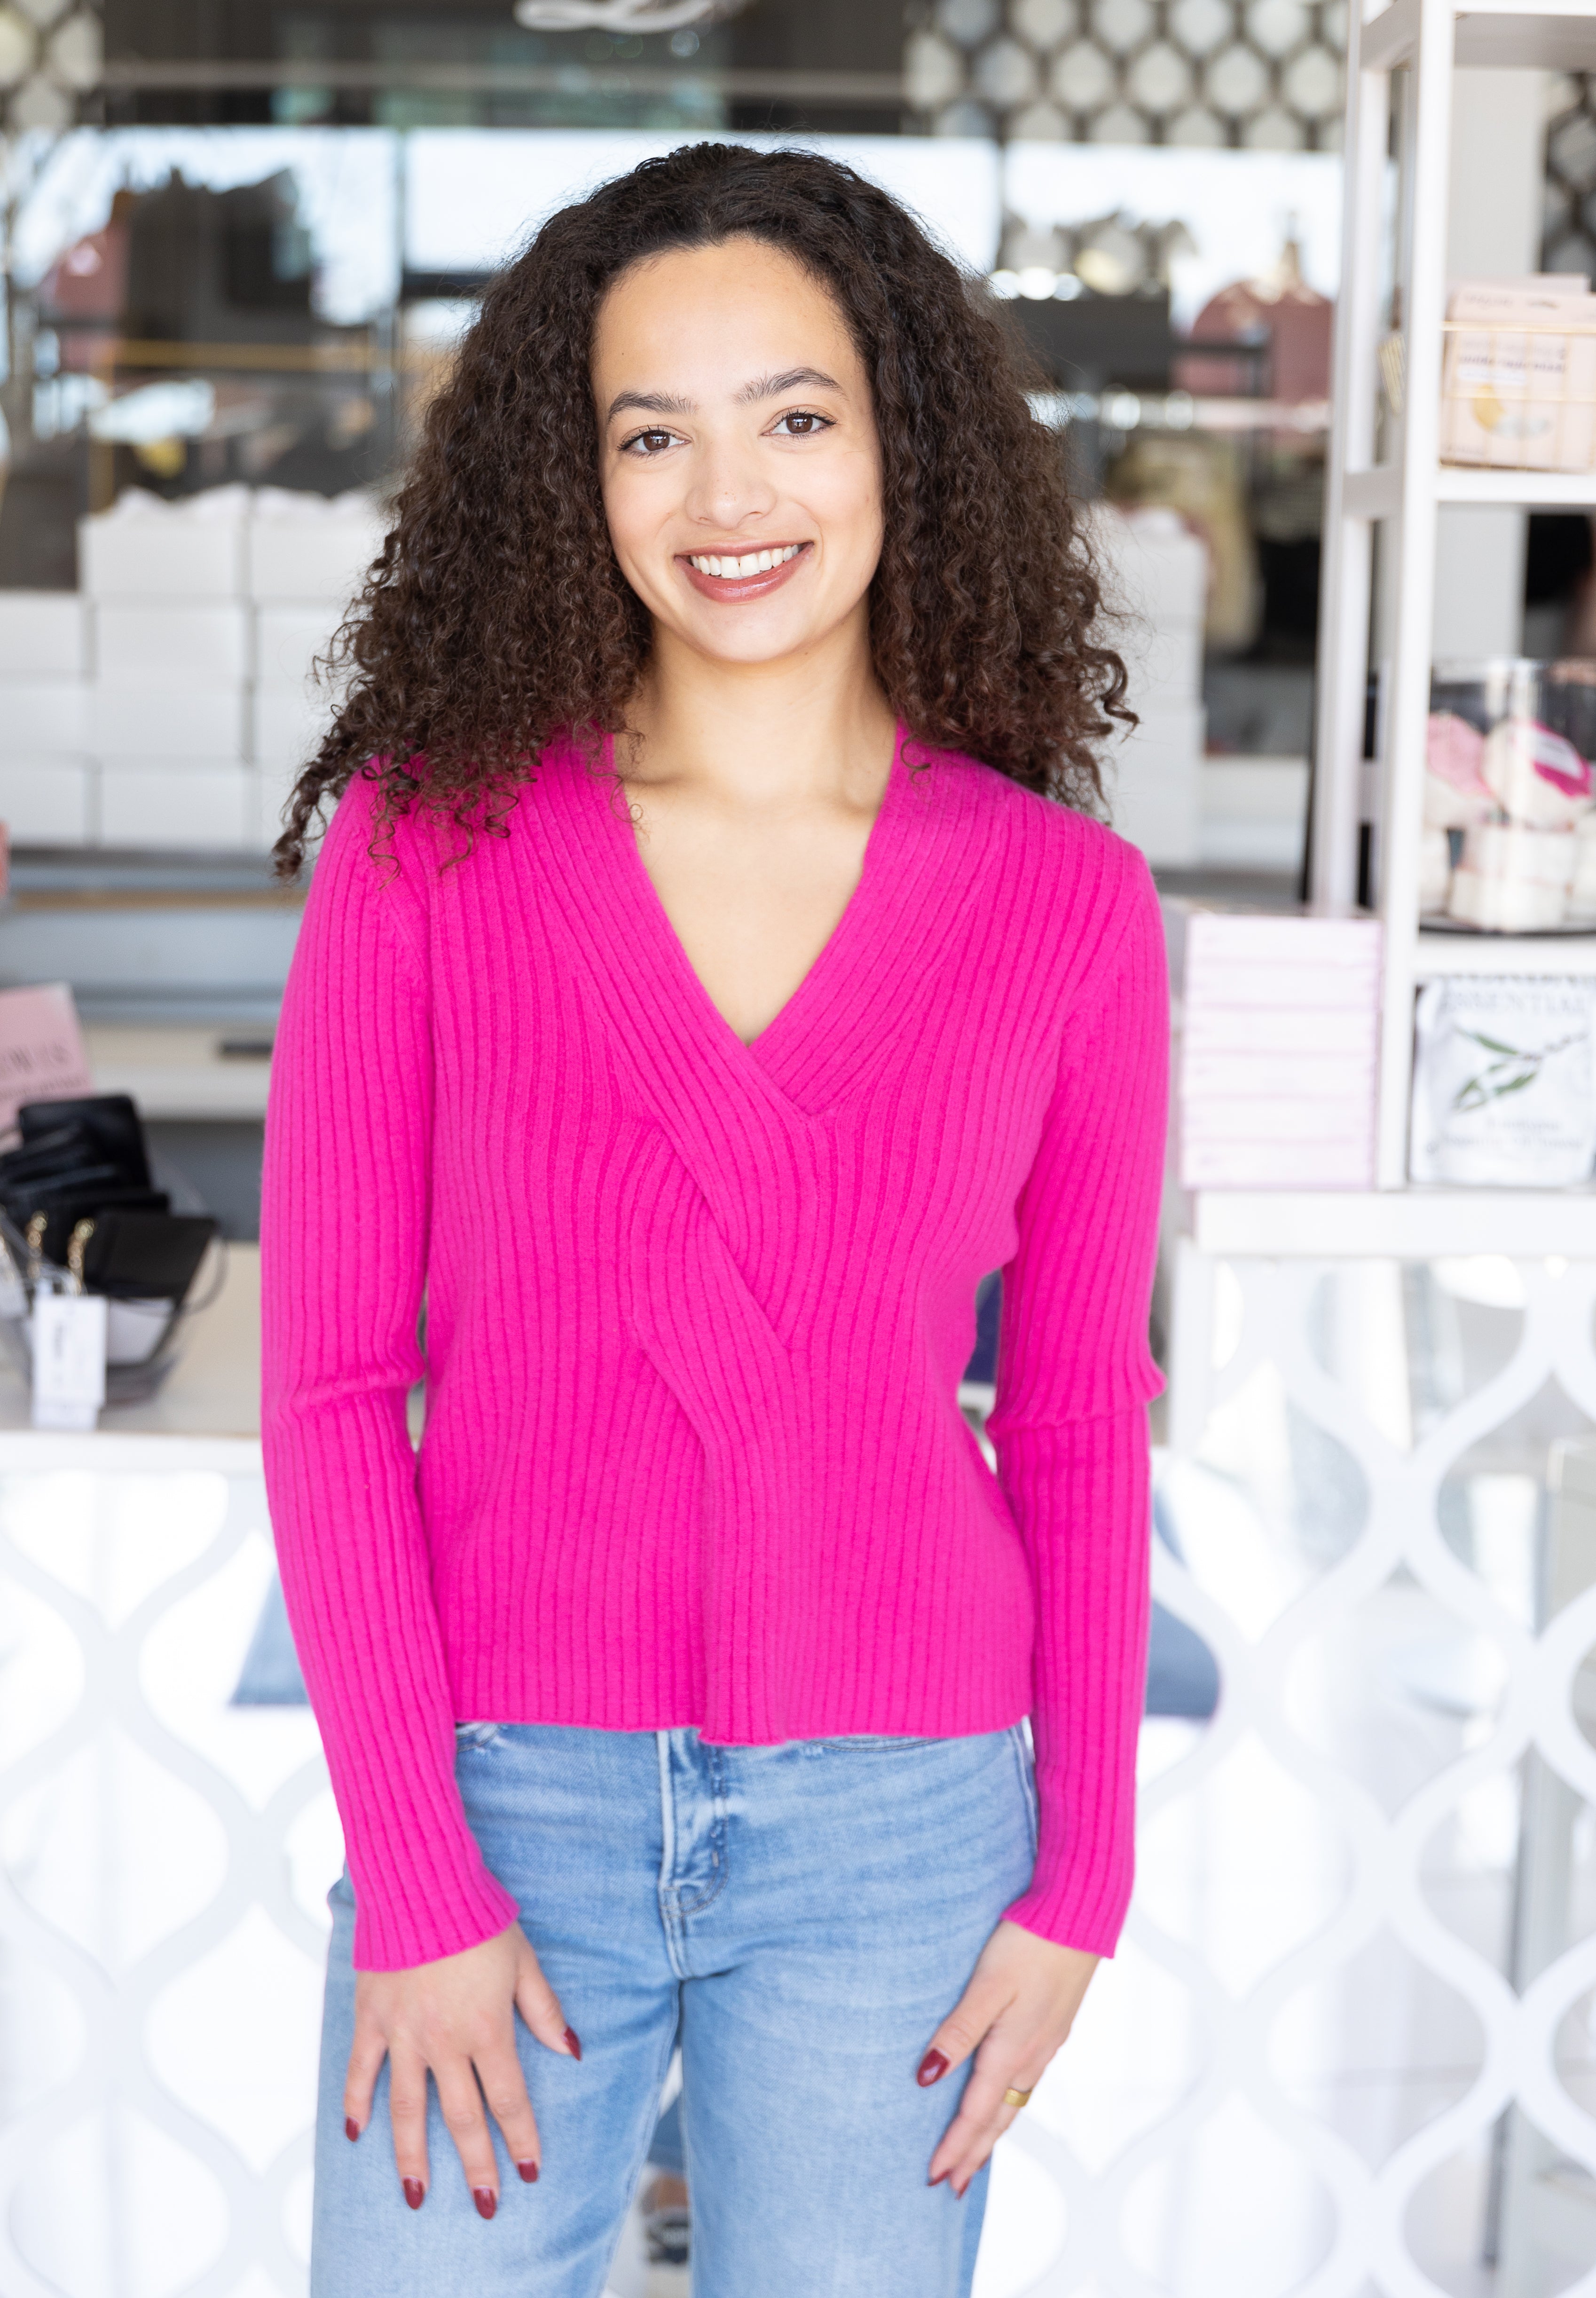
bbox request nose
[684,427,777,532]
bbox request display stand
[1311,0,1596,1210]
[1160,8,1596,2284]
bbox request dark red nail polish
[403,2178,425,2210]
[517,2159,539,2183]
[474,2187,497,2220]
[564,2026,582,2061]
[344,2116,361,2142]
[917,2049,950,2087]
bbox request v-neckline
[527,723,990,1119]
[610,721,909,1067]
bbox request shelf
[1344,466,1400,520]
[1339,466,1596,519]
[1416,931,1596,979]
[1188,1188,1596,1259]
[1364,0,1596,70]
[1455,4,1596,69]
[1436,467,1596,508]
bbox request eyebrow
[736,366,841,403]
[605,367,842,424]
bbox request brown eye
[773,410,831,437]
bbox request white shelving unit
[1308,0,1596,1240]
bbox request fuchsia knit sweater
[261,730,1168,1972]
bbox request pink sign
[0,983,95,1137]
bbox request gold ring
[1002,2086,1033,2109]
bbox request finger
[930,2053,1047,2196]
[387,2042,432,2211]
[915,1972,1012,2087]
[437,2059,502,2218]
[343,2020,388,2143]
[476,2037,542,2185]
[514,1940,581,2060]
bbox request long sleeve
[989,853,1168,1956]
[260,787,518,1970]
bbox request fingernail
[917,2048,950,2087]
[564,2026,582,2061]
[517,2159,539,2183]
[344,2116,360,2142]
[403,2178,425,2210]
[474,2187,497,2220]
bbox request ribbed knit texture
[260,730,1167,1971]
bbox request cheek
[815,450,884,565]
[599,469,638,557]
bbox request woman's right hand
[344,1920,580,2219]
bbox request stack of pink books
[1177,911,1382,1191]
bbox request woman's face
[592,236,884,672]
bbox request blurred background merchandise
[8,13,1596,2298]
[0,0,1582,1233]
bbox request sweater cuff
[350,1855,521,1972]
[1000,1757,1136,1958]
[1002,1879,1128,1960]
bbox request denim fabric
[646,2091,684,2177]
[311,1722,1037,2298]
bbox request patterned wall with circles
[0,0,100,133]
[904,0,1349,151]
[1545,73,1596,284]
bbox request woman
[263,141,1166,2298]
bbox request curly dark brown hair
[273,140,1131,879]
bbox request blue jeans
[311,1722,1037,2297]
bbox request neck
[623,613,896,811]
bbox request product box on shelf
[1110,702,1207,869]
[1410,977,1596,1186]
[1174,908,1382,1190]
[0,593,86,679]
[92,602,252,684]
[89,681,248,761]
[1084,504,1209,870]
[98,764,252,850]
[246,488,384,603]
[254,602,343,688]
[0,761,92,844]
[79,486,250,598]
[250,683,336,778]
[0,680,87,757]
[1424,660,1596,932]
[1440,277,1596,474]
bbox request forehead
[592,238,859,382]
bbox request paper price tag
[31,1292,107,1431]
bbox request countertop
[0,1241,260,1441]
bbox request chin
[684,615,827,666]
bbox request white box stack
[251,603,353,852]
[1086,505,1209,869]
[247,492,374,849]
[21,482,383,851]
[80,486,252,849]
[1177,911,1382,1191]
[0,592,91,841]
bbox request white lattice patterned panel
[7,1250,1596,2298]
[0,1453,338,2298]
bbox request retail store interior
[7,4,1596,2296]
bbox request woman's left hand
[918,1919,1099,2195]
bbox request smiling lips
[679,541,810,602]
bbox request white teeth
[688,545,803,578]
